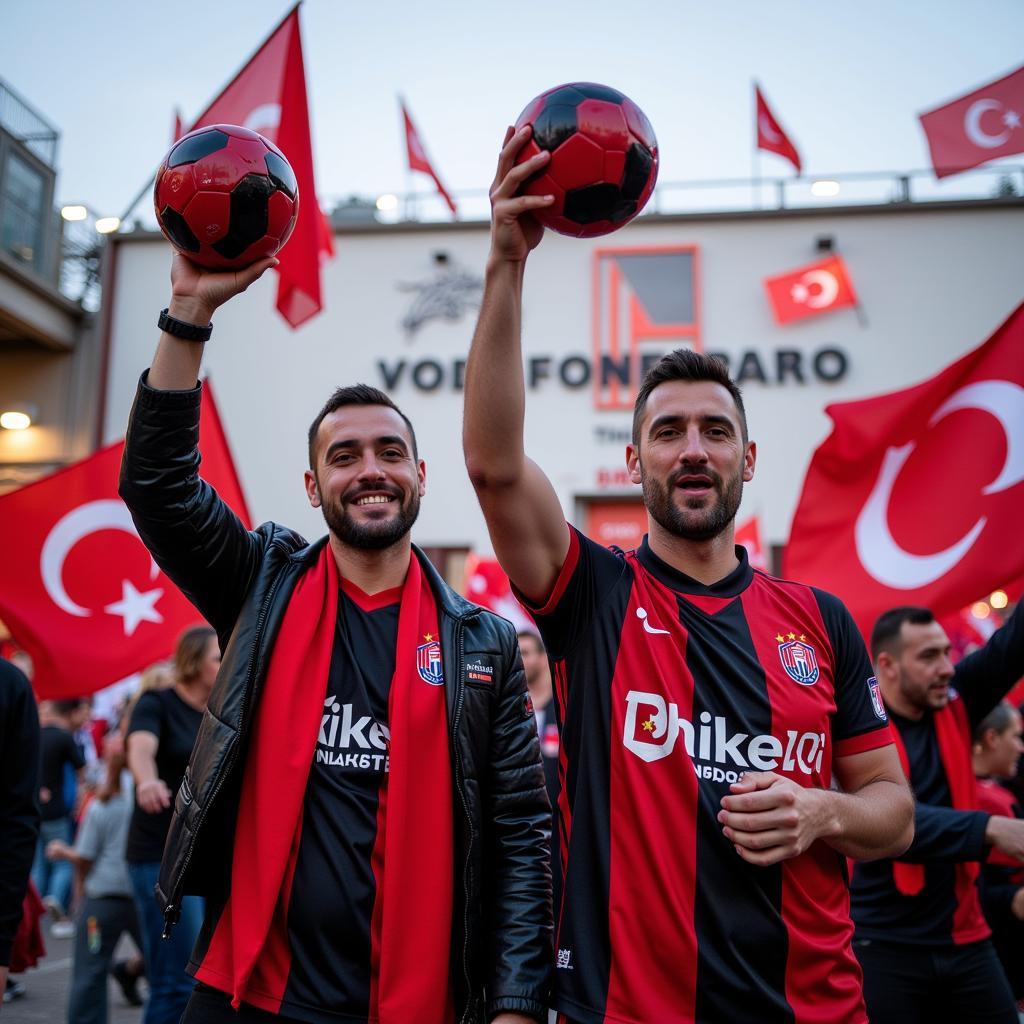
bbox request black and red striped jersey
[525,527,892,1024]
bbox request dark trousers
[181,984,307,1023]
[854,937,1018,1024]
[67,896,142,1024]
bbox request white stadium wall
[102,202,1023,563]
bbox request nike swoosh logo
[636,607,670,635]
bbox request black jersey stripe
[677,595,794,1024]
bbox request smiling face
[626,379,755,543]
[305,404,425,551]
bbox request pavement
[3,929,144,1024]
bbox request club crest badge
[777,635,820,686]
[417,637,444,686]
[868,676,887,720]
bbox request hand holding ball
[513,83,658,238]
[154,124,299,270]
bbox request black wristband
[158,307,213,342]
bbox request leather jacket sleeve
[118,372,261,638]
[483,625,553,1020]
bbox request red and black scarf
[890,694,989,943]
[195,547,455,1021]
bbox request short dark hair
[52,699,83,717]
[632,349,747,446]
[307,385,418,470]
[974,700,1017,744]
[870,606,935,662]
[517,629,545,654]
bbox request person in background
[46,730,143,1023]
[101,659,172,1006]
[126,626,217,1024]
[851,603,1024,1024]
[0,655,40,1004]
[518,628,561,918]
[33,699,85,937]
[972,700,1024,998]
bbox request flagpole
[751,80,760,210]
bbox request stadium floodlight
[60,204,89,221]
[95,217,121,234]
[376,194,399,212]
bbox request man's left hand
[718,771,838,866]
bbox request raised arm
[118,254,278,633]
[149,253,277,391]
[463,128,570,606]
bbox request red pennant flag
[400,99,458,217]
[463,554,532,630]
[0,382,250,698]
[735,515,768,570]
[784,303,1024,638]
[763,255,857,325]
[186,5,323,327]
[755,84,801,174]
[919,64,1024,179]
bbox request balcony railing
[319,163,1024,226]
[0,78,59,167]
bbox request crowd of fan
[0,608,1022,1022]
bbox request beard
[641,462,743,542]
[321,485,421,551]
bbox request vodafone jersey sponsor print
[526,527,892,1024]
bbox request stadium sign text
[377,346,849,395]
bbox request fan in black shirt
[851,602,1024,1024]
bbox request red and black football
[513,82,658,238]
[153,124,299,270]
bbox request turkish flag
[0,382,250,699]
[187,5,326,328]
[755,84,801,174]
[763,255,857,325]
[919,64,1024,178]
[463,554,532,630]
[401,99,458,217]
[784,302,1024,638]
[735,515,768,570]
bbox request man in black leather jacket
[118,254,551,1024]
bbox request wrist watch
[158,307,213,342]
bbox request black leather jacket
[118,374,552,1023]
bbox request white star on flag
[104,579,164,637]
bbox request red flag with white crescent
[763,255,857,325]
[919,64,1024,179]
[0,381,250,698]
[755,84,802,174]
[186,5,328,328]
[400,99,458,217]
[784,302,1024,638]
